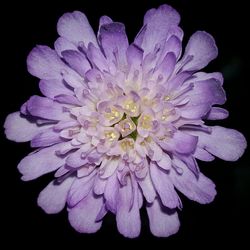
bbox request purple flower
[4,4,246,238]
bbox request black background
[1,0,250,246]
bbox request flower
[4,4,246,238]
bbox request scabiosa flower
[4,4,246,238]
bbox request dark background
[1,0,249,246]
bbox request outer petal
[17,143,67,181]
[180,79,226,119]
[146,198,180,237]
[39,79,73,99]
[160,130,198,155]
[189,126,247,161]
[37,177,74,214]
[99,22,129,69]
[153,52,176,82]
[61,50,91,76]
[157,153,172,170]
[27,45,67,80]
[66,144,92,168]
[135,4,180,55]
[31,128,63,147]
[116,176,141,238]
[87,43,109,72]
[104,172,119,213]
[4,112,51,142]
[27,95,70,121]
[68,191,103,233]
[150,162,180,209]
[194,147,215,162]
[180,31,218,72]
[138,172,156,203]
[206,107,229,120]
[54,37,77,56]
[170,157,217,204]
[67,172,96,207]
[57,11,97,47]
[156,35,182,65]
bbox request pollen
[164,95,170,101]
[120,138,135,151]
[124,100,139,116]
[141,115,152,129]
[105,107,123,122]
[105,131,118,142]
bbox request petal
[17,143,67,181]
[153,52,176,82]
[27,45,67,80]
[57,11,97,47]
[126,43,143,68]
[94,177,107,195]
[157,35,182,65]
[179,155,200,178]
[99,22,129,69]
[147,140,163,161]
[138,172,156,203]
[39,79,73,99]
[4,112,51,142]
[61,50,91,76]
[146,198,180,237]
[136,4,180,55]
[27,95,70,120]
[170,157,216,204]
[31,127,63,147]
[180,31,218,72]
[66,144,92,168]
[54,37,77,56]
[37,177,74,214]
[99,15,113,28]
[87,43,109,72]
[68,191,103,233]
[189,71,224,85]
[161,130,198,155]
[150,162,180,209]
[100,157,120,179]
[180,79,226,119]
[67,172,96,207]
[104,172,119,213]
[157,153,172,170]
[116,176,141,238]
[190,126,247,161]
[206,107,229,120]
[54,94,81,106]
[193,147,215,162]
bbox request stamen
[172,83,194,99]
[83,89,98,103]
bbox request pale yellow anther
[161,115,167,121]
[105,131,117,142]
[105,107,123,122]
[145,136,152,143]
[120,138,135,151]
[141,115,152,129]
[158,136,166,141]
[123,99,140,116]
[164,95,170,101]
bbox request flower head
[4,4,246,238]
